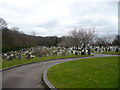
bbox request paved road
[2,54,118,88]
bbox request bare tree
[68,28,81,49]
[95,37,106,47]
[0,18,7,30]
[57,36,76,48]
[113,35,120,46]
[95,35,115,48]
[69,27,96,52]
[104,35,115,46]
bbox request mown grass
[47,56,119,88]
[2,54,91,69]
[101,51,120,55]
[0,63,1,70]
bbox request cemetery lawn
[47,56,119,88]
[2,54,91,69]
[101,51,120,55]
[0,61,2,70]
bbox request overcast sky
[0,0,118,37]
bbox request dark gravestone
[81,52,84,55]
[87,49,91,55]
[95,48,97,52]
[99,49,101,53]
[116,48,118,52]
[26,53,31,59]
[71,51,73,53]
[81,47,83,50]
[18,54,22,60]
[8,56,13,60]
[105,48,107,52]
[75,52,78,55]
[87,46,91,55]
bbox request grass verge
[2,54,92,69]
[47,56,119,88]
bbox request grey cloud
[34,19,60,28]
[0,0,118,36]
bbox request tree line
[2,28,62,52]
[1,17,119,52]
[2,26,120,53]
[58,27,120,49]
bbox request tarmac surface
[2,53,118,88]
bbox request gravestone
[105,48,107,52]
[99,49,101,53]
[8,56,13,60]
[75,51,78,55]
[95,48,97,52]
[81,52,84,55]
[3,53,7,60]
[7,55,10,60]
[116,48,118,52]
[62,51,66,56]
[31,55,35,58]
[26,53,31,59]
[71,51,73,53]
[108,48,110,51]
[18,54,22,60]
[87,49,91,55]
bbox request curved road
[2,54,118,88]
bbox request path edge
[1,55,94,72]
[43,64,58,90]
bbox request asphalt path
[2,54,118,89]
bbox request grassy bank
[2,54,91,69]
[47,56,118,88]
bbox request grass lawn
[2,54,91,69]
[47,56,119,88]
[101,51,120,55]
[0,60,1,70]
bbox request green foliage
[47,56,119,88]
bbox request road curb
[1,61,42,72]
[43,65,58,90]
[1,60,53,72]
[0,58,72,72]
